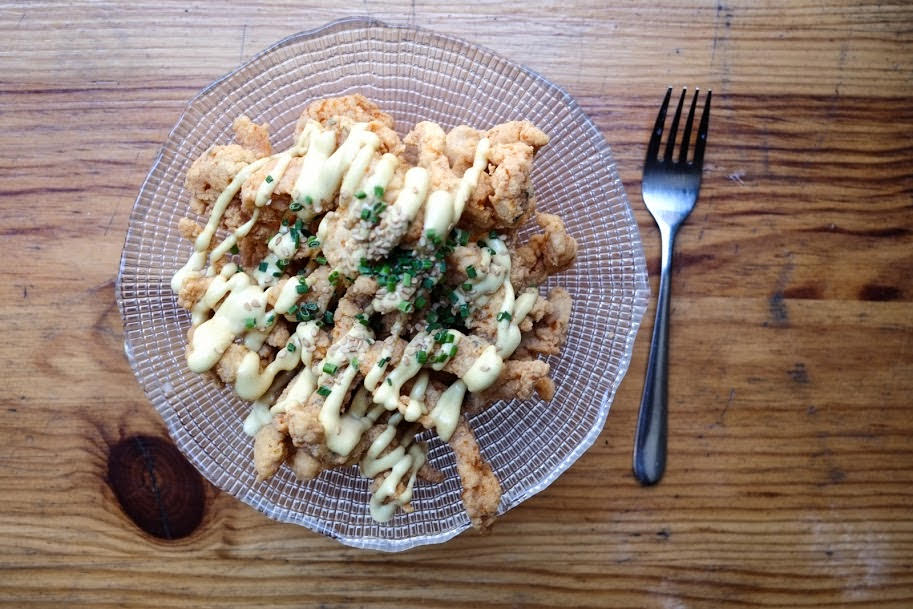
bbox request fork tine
[646,87,672,162]
[692,90,712,166]
[678,89,699,164]
[663,88,687,162]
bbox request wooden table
[3,1,912,607]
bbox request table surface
[2,1,912,607]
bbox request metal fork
[633,87,711,486]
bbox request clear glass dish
[115,17,649,551]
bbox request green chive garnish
[258,262,268,272]
[296,283,308,294]
[466,265,477,278]
[377,357,390,368]
[398,301,412,313]
[307,237,320,248]
[316,256,327,265]
[317,386,331,397]
[323,362,338,375]
[265,175,274,184]
[244,318,256,329]
[354,191,367,199]
[290,202,303,212]
[416,350,428,364]
[286,343,296,352]
[497,311,513,322]
[230,244,240,255]
[373,185,384,198]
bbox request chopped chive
[373,185,384,198]
[403,271,414,285]
[314,318,325,328]
[422,277,435,290]
[458,230,469,246]
[303,195,313,205]
[296,283,309,294]
[437,260,447,272]
[328,270,340,285]
[286,342,296,352]
[426,311,438,323]
[276,259,288,269]
[281,218,289,227]
[305,302,319,312]
[462,282,473,292]
[245,318,256,329]
[448,291,459,304]
[459,303,470,319]
[385,279,397,292]
[258,262,268,272]
[434,352,449,363]
[265,314,275,324]
[386,378,393,386]
[416,350,428,364]
[415,295,427,309]
[466,265,477,279]
[398,300,412,313]
[287,304,298,315]
[323,310,334,324]
[355,313,369,326]
[316,256,327,265]
[307,237,320,248]
[377,357,390,368]
[489,230,498,239]
[351,358,359,368]
[497,311,513,322]
[265,175,274,184]
[426,229,441,246]
[272,271,282,277]
[317,385,331,397]
[297,311,313,322]
[354,191,367,199]
[230,244,240,255]
[443,332,455,344]
[294,219,304,231]
[420,259,433,270]
[323,362,338,375]
[360,207,371,221]
[289,201,303,212]
[433,330,446,343]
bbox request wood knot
[107,435,204,540]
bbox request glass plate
[115,17,649,551]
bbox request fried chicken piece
[333,275,378,342]
[449,418,501,531]
[214,343,248,384]
[458,121,549,232]
[177,275,213,310]
[253,419,289,482]
[404,121,457,191]
[184,144,259,216]
[266,320,291,348]
[516,287,572,356]
[287,448,322,481]
[464,359,553,414]
[298,93,395,130]
[445,125,482,174]
[178,217,203,241]
[510,213,578,288]
[232,116,272,158]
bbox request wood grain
[2,1,912,607]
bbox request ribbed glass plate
[116,17,649,551]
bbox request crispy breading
[510,213,578,288]
[449,418,501,531]
[517,287,572,356]
[232,115,272,158]
[184,144,258,216]
[253,420,289,482]
[464,359,552,414]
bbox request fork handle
[633,226,676,485]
